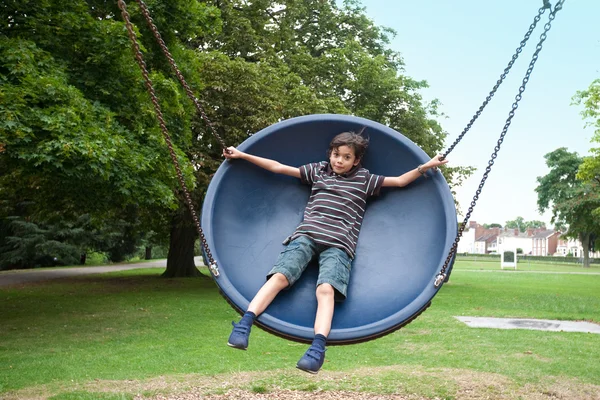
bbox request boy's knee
[270,272,289,287]
[316,283,335,298]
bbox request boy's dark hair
[328,129,369,160]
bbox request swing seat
[202,114,457,344]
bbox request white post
[501,249,517,269]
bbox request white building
[497,228,533,255]
[457,223,477,254]
[457,223,584,257]
[556,236,600,258]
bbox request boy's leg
[313,283,335,337]
[227,273,288,350]
[228,236,317,350]
[296,283,334,374]
[247,272,289,316]
[297,247,351,374]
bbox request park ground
[1,259,599,400]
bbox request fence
[456,253,600,265]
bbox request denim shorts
[267,235,352,302]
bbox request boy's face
[329,145,360,175]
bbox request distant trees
[536,148,600,268]
[504,217,546,232]
[483,223,503,229]
[573,78,600,194]
[0,0,201,269]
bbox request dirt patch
[3,366,600,400]
[138,367,600,400]
[164,389,416,399]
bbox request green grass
[1,262,599,398]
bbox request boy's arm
[382,154,448,187]
[223,146,301,178]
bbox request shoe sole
[296,364,319,374]
[227,342,247,350]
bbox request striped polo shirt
[290,161,384,258]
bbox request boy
[222,131,447,374]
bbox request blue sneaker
[296,344,326,374]
[227,321,251,350]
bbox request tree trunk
[579,232,591,268]
[145,246,152,260]
[163,206,203,278]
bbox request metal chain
[442,2,551,159]
[133,0,227,150]
[117,0,220,277]
[434,0,565,287]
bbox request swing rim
[201,113,457,345]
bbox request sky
[358,0,600,227]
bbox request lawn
[0,261,599,399]
[454,255,600,273]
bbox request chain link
[435,0,565,287]
[442,4,550,159]
[133,0,227,151]
[117,0,220,277]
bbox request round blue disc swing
[202,114,457,344]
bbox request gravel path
[0,259,170,287]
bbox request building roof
[498,231,531,238]
[533,230,557,239]
[475,233,498,243]
[497,229,558,239]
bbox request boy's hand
[223,146,244,159]
[425,154,448,169]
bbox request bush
[0,218,81,270]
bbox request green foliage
[536,149,600,230]
[0,36,178,218]
[483,223,503,228]
[504,216,547,232]
[0,0,473,271]
[0,1,203,268]
[185,0,472,221]
[573,79,600,185]
[0,217,82,269]
[536,148,600,267]
[193,0,455,157]
[0,211,152,269]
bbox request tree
[505,217,526,232]
[483,223,502,228]
[153,0,473,275]
[0,217,82,269]
[527,220,547,229]
[1,0,474,277]
[0,0,217,273]
[504,217,546,232]
[196,0,452,157]
[573,79,600,187]
[536,148,600,268]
